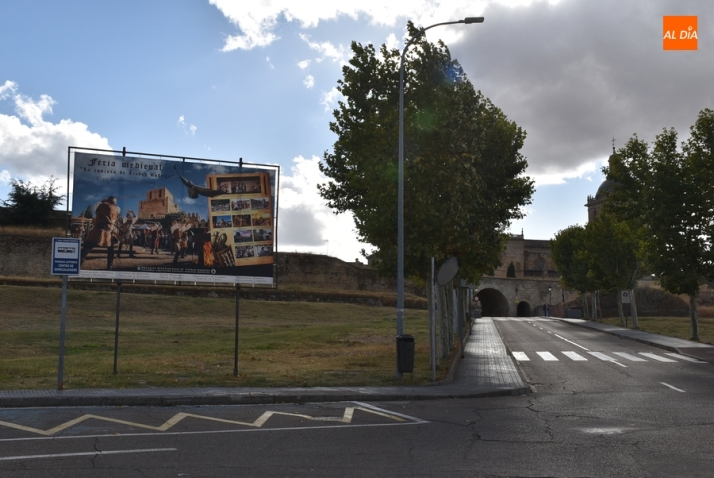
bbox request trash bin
[396,335,415,373]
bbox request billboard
[70,150,278,285]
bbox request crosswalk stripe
[663,353,706,363]
[512,351,530,361]
[639,352,677,362]
[587,352,627,367]
[611,352,647,362]
[562,351,587,361]
[536,351,558,361]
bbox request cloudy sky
[1,0,711,262]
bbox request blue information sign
[51,238,81,276]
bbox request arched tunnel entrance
[477,288,510,317]
[516,301,532,317]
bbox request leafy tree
[580,214,641,326]
[83,204,93,219]
[319,24,533,286]
[0,177,64,227]
[550,225,597,318]
[606,109,714,340]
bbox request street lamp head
[463,17,485,24]
[548,286,552,292]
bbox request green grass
[601,315,714,344]
[0,285,452,390]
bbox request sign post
[621,290,631,328]
[51,238,81,390]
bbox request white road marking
[588,352,627,367]
[639,353,677,362]
[554,334,590,351]
[664,353,706,363]
[661,382,685,392]
[512,351,530,361]
[0,448,176,462]
[562,351,587,361]
[536,351,558,361]
[611,352,647,362]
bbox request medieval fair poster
[70,150,278,285]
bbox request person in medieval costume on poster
[148,222,162,254]
[171,219,193,265]
[116,210,138,258]
[80,196,120,268]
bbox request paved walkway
[3,317,710,408]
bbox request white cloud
[0,81,111,201]
[320,87,343,112]
[303,75,315,89]
[177,115,197,136]
[531,159,603,186]
[209,0,501,51]
[299,34,348,64]
[297,59,311,69]
[279,155,364,261]
[0,80,17,100]
[385,32,400,51]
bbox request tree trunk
[591,293,597,321]
[582,292,590,320]
[617,291,625,327]
[446,284,455,351]
[426,277,437,366]
[689,294,700,341]
[630,288,639,329]
[437,284,452,359]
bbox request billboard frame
[66,146,280,288]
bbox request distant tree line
[0,177,65,228]
[551,109,714,340]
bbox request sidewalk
[0,318,529,408]
[556,318,714,363]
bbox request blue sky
[1,0,711,262]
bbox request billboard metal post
[113,281,121,374]
[234,284,240,376]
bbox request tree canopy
[606,108,714,339]
[319,26,533,283]
[550,225,597,294]
[0,177,64,227]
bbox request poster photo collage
[207,172,274,267]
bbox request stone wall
[0,234,54,277]
[0,233,423,296]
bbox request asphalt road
[1,318,712,477]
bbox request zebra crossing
[511,350,705,365]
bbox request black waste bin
[396,335,415,373]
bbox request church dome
[595,178,617,199]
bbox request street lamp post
[396,17,484,377]
[548,286,552,317]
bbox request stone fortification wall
[0,234,423,296]
[0,234,54,278]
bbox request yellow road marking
[0,406,405,437]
